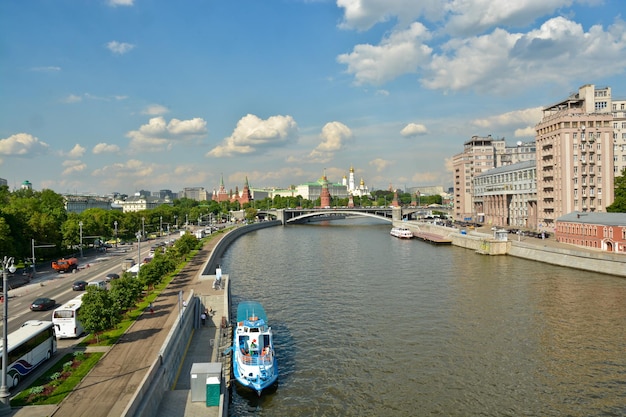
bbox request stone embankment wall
[128,221,282,417]
[396,221,626,278]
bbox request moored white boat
[390,226,413,239]
[232,301,278,395]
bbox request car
[30,297,56,311]
[105,273,120,282]
[72,280,88,291]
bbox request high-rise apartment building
[612,97,626,176]
[452,135,506,221]
[535,84,614,230]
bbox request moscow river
[222,218,626,417]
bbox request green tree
[79,287,121,342]
[110,275,144,312]
[244,207,258,223]
[607,168,626,212]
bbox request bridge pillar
[392,206,402,222]
[276,209,285,225]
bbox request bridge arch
[284,210,393,224]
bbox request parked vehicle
[72,280,88,291]
[30,297,56,311]
[0,320,57,388]
[51,258,78,273]
[52,296,84,338]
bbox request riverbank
[396,221,626,278]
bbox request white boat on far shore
[390,226,413,239]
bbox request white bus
[52,295,85,339]
[0,320,57,388]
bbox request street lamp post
[79,221,83,258]
[174,215,178,230]
[1,256,17,411]
[159,216,163,237]
[136,231,141,275]
[114,221,118,248]
[141,217,145,240]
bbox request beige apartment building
[535,84,615,231]
[613,98,626,176]
[452,135,506,221]
[473,160,537,228]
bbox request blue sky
[1,0,624,196]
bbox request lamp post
[1,256,17,410]
[141,217,145,240]
[159,216,163,237]
[79,221,83,258]
[136,231,141,274]
[174,215,178,230]
[114,221,118,248]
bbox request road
[2,236,174,393]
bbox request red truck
[52,257,79,273]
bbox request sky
[1,0,625,196]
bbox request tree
[607,168,626,212]
[109,276,143,312]
[79,287,122,342]
[245,207,258,223]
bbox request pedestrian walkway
[153,282,228,417]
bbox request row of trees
[79,232,201,340]
[0,186,412,267]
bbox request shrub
[29,386,44,395]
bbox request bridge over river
[256,206,451,225]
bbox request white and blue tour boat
[232,301,278,395]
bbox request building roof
[474,159,536,178]
[557,212,626,226]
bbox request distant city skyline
[1,1,624,195]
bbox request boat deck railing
[240,350,274,366]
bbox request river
[222,218,626,416]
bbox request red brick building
[555,212,626,253]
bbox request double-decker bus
[0,320,57,388]
[52,295,85,339]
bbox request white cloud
[0,133,50,157]
[106,41,135,55]
[307,121,354,162]
[337,22,432,85]
[62,160,86,175]
[62,94,82,104]
[142,104,169,116]
[127,117,208,152]
[514,126,537,137]
[472,107,543,128]
[207,114,298,157]
[400,123,428,137]
[66,144,86,158]
[445,0,576,36]
[337,0,443,31]
[108,0,134,6]
[369,157,390,172]
[424,17,626,93]
[93,143,121,154]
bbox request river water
[223,218,626,417]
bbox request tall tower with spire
[213,173,229,202]
[238,176,252,205]
[320,169,331,208]
[349,165,355,192]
